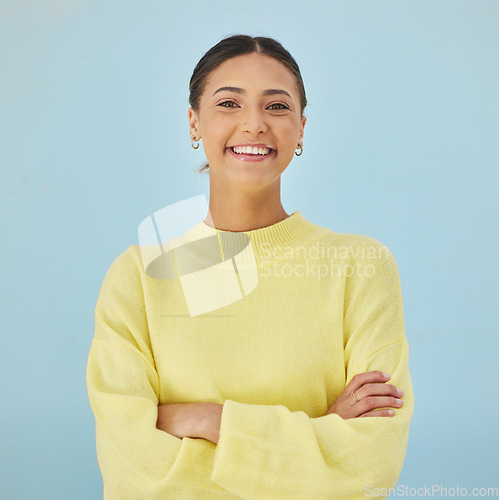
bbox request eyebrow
[212,86,292,99]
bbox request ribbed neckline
[183,210,318,261]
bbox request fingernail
[388,409,395,416]
[396,399,404,406]
[382,372,391,379]
[397,389,405,397]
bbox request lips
[231,145,272,155]
[226,143,276,162]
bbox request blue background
[1,1,498,498]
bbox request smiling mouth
[228,145,275,156]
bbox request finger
[356,396,404,414]
[355,383,404,401]
[345,371,391,394]
[359,408,396,418]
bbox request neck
[205,177,288,232]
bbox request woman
[87,34,413,499]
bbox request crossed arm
[89,245,412,497]
[156,370,405,444]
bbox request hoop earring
[191,136,200,150]
[295,144,303,156]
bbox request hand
[156,402,223,444]
[326,371,404,419]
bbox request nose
[241,105,266,135]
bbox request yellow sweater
[86,210,413,499]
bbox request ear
[188,108,201,140]
[298,115,307,144]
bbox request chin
[230,170,284,191]
[209,164,273,186]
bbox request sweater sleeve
[86,248,223,499]
[210,244,414,500]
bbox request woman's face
[188,52,306,190]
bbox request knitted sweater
[86,210,413,499]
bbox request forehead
[204,53,298,95]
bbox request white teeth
[232,145,271,155]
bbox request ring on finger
[351,390,359,404]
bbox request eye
[267,102,290,111]
[217,100,239,108]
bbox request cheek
[205,116,230,142]
[278,118,302,139]
[202,120,232,158]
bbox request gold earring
[191,136,200,150]
[295,144,303,156]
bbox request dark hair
[189,34,307,174]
